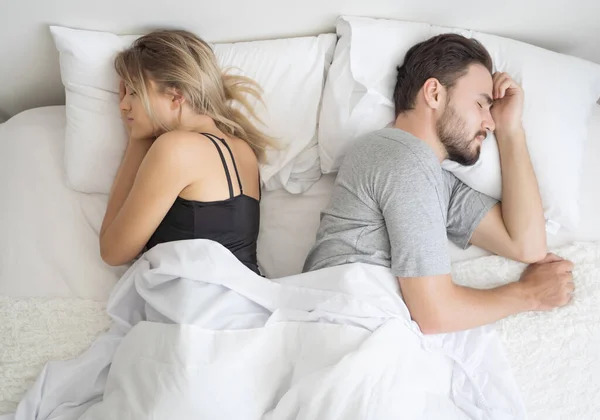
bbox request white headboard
[1,0,599,121]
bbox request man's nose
[483,111,495,132]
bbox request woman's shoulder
[149,131,219,165]
[153,130,213,151]
[150,130,257,171]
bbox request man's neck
[393,112,447,163]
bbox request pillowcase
[50,25,336,195]
[318,16,600,232]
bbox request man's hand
[398,252,574,334]
[518,253,575,311]
[490,72,524,136]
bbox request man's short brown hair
[393,34,493,117]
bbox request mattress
[0,107,126,300]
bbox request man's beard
[436,104,485,166]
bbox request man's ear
[422,78,444,110]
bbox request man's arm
[399,254,575,334]
[470,73,547,263]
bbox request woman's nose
[120,96,130,114]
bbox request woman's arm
[100,80,156,263]
[100,138,153,239]
[99,132,199,266]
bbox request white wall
[1,0,599,119]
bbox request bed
[2,101,600,418]
[2,8,600,420]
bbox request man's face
[436,64,495,166]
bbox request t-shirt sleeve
[446,176,499,249]
[376,158,452,278]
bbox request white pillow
[318,16,600,232]
[50,26,336,195]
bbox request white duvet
[2,239,525,420]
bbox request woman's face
[119,79,179,140]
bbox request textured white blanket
[2,240,598,419]
[452,241,600,419]
[0,298,110,414]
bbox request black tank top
[146,133,261,275]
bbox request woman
[99,29,275,275]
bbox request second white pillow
[318,16,600,232]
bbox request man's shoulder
[354,127,421,148]
[344,128,439,172]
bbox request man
[303,34,574,334]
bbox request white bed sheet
[1,105,600,300]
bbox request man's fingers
[537,252,563,264]
[492,71,505,83]
[492,73,522,100]
[493,73,508,98]
[557,259,575,272]
[494,78,515,100]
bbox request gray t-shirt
[303,128,498,277]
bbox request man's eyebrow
[480,94,493,105]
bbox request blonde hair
[114,29,276,162]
